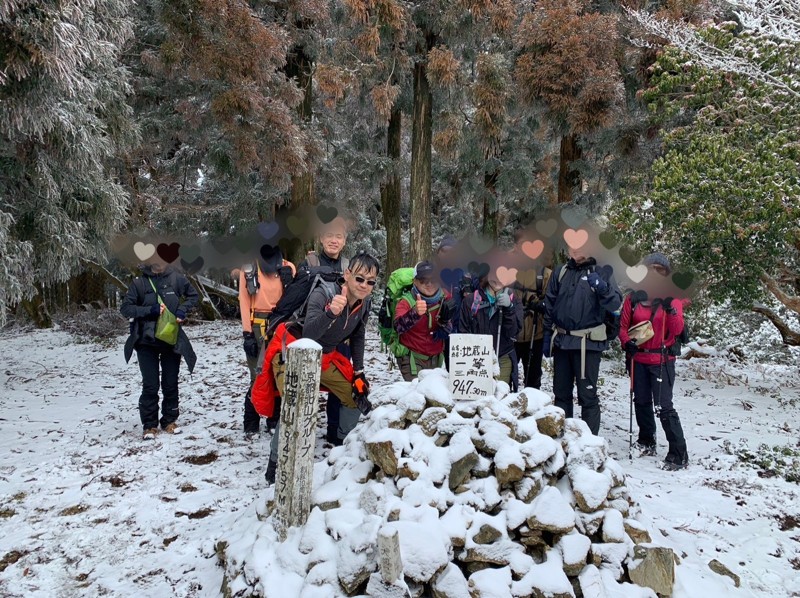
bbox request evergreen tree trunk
[409,58,433,264]
[20,290,53,329]
[381,107,403,274]
[287,47,316,265]
[558,133,581,204]
[482,170,499,242]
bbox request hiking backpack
[266,266,341,336]
[629,292,690,357]
[557,265,621,342]
[377,267,418,357]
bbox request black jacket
[120,266,199,372]
[458,286,522,358]
[543,258,622,352]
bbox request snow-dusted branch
[625,4,800,98]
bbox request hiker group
[120,219,690,486]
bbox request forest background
[1,0,799,348]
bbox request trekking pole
[655,307,667,420]
[525,304,538,389]
[628,359,634,461]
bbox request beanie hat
[642,252,671,275]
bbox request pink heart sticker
[563,228,588,249]
[495,266,518,287]
[521,240,544,260]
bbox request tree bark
[482,170,499,242]
[286,46,316,266]
[752,303,800,346]
[557,133,581,204]
[381,107,403,274]
[759,272,800,314]
[20,289,53,328]
[409,56,433,264]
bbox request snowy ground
[0,319,799,597]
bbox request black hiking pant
[633,360,688,465]
[136,344,181,430]
[552,348,602,435]
[516,339,544,389]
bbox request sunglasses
[353,275,377,287]
[416,278,435,285]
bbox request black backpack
[266,266,341,336]
[629,292,689,356]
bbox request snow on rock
[468,565,512,597]
[416,368,454,409]
[218,376,664,597]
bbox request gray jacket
[301,283,370,370]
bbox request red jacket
[619,295,687,365]
[251,323,354,418]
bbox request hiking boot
[265,461,277,485]
[162,422,182,435]
[634,441,657,456]
[662,459,688,471]
[266,417,278,433]
[143,428,159,440]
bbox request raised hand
[329,285,348,316]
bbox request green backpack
[377,267,416,357]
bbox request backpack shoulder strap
[340,256,349,272]
[557,265,567,284]
[306,252,320,268]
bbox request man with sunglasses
[256,252,380,484]
[393,260,454,381]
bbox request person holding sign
[543,243,621,435]
[458,270,523,390]
[393,260,454,381]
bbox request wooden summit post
[273,339,322,540]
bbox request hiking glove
[352,372,371,415]
[149,303,161,317]
[278,266,294,287]
[542,332,553,358]
[625,340,638,353]
[662,297,677,315]
[176,309,186,321]
[496,289,512,308]
[438,297,457,324]
[526,297,546,314]
[243,331,259,359]
[587,272,608,294]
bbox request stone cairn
[220,369,675,597]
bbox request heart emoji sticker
[157,242,180,263]
[495,266,518,287]
[521,240,544,260]
[535,219,558,238]
[672,271,694,290]
[133,242,156,262]
[563,228,588,249]
[626,265,648,283]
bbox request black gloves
[459,276,474,297]
[243,331,259,359]
[542,331,553,358]
[662,297,677,315]
[526,297,546,315]
[278,266,294,287]
[352,372,372,415]
[438,297,458,325]
[149,303,161,317]
[624,339,638,354]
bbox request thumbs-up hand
[415,295,427,316]
[329,285,348,316]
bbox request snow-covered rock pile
[217,369,670,597]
